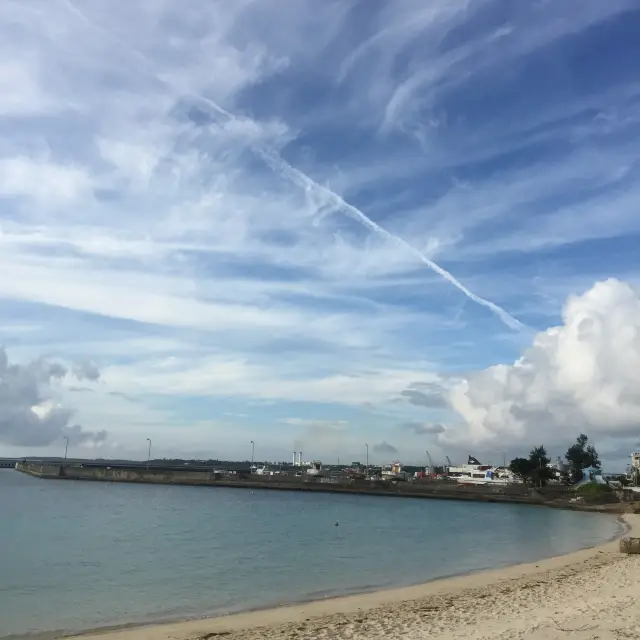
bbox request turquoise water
[0,470,623,638]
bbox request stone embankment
[15,461,636,512]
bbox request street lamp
[146,438,152,465]
[63,436,69,461]
[251,440,255,470]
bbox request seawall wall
[15,461,556,505]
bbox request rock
[619,537,640,554]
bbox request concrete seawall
[15,461,584,507]
[18,462,223,485]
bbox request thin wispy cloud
[1,0,639,467]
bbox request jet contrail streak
[255,147,524,331]
[63,7,523,331]
[174,93,524,331]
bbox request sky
[1,0,640,470]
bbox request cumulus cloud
[402,422,447,436]
[373,440,398,455]
[0,348,107,447]
[446,279,640,447]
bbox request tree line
[508,433,601,486]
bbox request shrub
[574,482,612,497]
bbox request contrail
[183,95,524,330]
[61,5,523,330]
[173,93,524,331]
[255,147,524,331]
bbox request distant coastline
[14,460,637,513]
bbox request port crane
[425,449,436,477]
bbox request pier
[13,460,604,509]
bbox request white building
[547,456,567,482]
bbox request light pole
[251,440,255,470]
[365,443,369,473]
[63,436,69,461]
[539,456,543,489]
[146,438,152,465]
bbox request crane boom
[425,449,434,475]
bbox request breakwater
[15,460,580,507]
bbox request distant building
[547,456,567,482]
[631,452,640,470]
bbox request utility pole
[251,440,255,469]
[365,443,369,473]
[146,438,152,467]
[539,456,542,489]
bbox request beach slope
[73,515,640,640]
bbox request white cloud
[0,0,639,463]
[96,137,165,188]
[101,356,441,407]
[364,0,637,138]
[446,279,640,447]
[0,58,52,116]
[390,144,640,261]
[0,156,94,208]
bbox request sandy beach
[69,514,640,640]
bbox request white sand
[73,514,640,640]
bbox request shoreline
[41,514,634,640]
[16,463,639,515]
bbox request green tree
[565,434,601,483]
[528,445,554,487]
[509,457,534,481]
[509,446,554,486]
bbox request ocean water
[0,470,623,638]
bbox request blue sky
[1,0,639,469]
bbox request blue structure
[574,466,606,488]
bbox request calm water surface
[0,470,623,638]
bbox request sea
[0,469,623,638]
